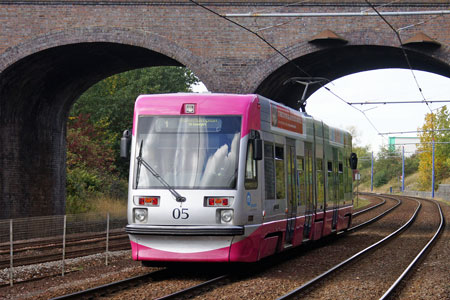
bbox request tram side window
[338,162,344,200]
[297,157,305,206]
[327,161,334,202]
[245,141,258,189]
[316,158,324,209]
[275,145,286,199]
[327,161,333,172]
[264,143,275,199]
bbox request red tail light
[137,196,160,207]
[205,197,232,207]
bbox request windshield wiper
[136,141,186,202]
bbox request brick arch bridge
[1,1,449,218]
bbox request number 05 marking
[172,208,189,219]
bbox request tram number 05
[172,208,189,220]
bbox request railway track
[276,195,444,300]
[50,267,230,300]
[0,230,126,252]
[0,232,130,268]
[47,193,406,299]
[347,195,401,232]
[353,194,386,216]
[4,194,444,300]
[0,194,387,271]
[0,240,130,269]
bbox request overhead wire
[250,1,312,33]
[379,129,450,135]
[364,0,441,147]
[187,0,309,77]
[397,14,442,32]
[187,0,383,136]
[349,100,450,105]
[364,0,434,115]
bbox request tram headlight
[220,209,234,223]
[134,208,148,223]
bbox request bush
[373,169,389,187]
[66,167,128,214]
[66,167,101,214]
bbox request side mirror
[253,139,263,161]
[250,130,263,161]
[349,152,358,170]
[120,129,132,158]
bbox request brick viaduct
[1,1,449,219]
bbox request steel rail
[344,196,401,233]
[276,196,420,300]
[353,196,386,216]
[0,233,128,255]
[154,274,229,300]
[50,269,171,300]
[379,197,445,300]
[0,241,130,268]
[0,230,127,251]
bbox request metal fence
[0,211,128,286]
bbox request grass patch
[89,196,127,217]
[353,196,371,210]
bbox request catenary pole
[432,140,435,198]
[371,152,374,192]
[402,146,405,193]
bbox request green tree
[417,106,450,190]
[66,114,116,173]
[66,114,122,213]
[71,66,198,135]
[70,66,199,178]
[66,66,199,212]
[352,145,372,170]
[373,146,402,188]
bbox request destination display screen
[154,117,223,133]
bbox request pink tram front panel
[125,93,354,263]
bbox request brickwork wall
[0,1,449,218]
[1,1,449,93]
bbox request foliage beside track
[417,106,450,191]
[66,66,198,213]
[353,144,420,191]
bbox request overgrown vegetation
[66,66,198,213]
[351,128,420,193]
[417,106,450,191]
[355,106,449,193]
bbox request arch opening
[255,45,450,110]
[0,42,187,219]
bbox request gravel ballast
[1,195,448,300]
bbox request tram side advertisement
[270,103,304,136]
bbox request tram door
[285,138,297,245]
[303,142,314,240]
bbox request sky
[306,69,450,154]
[193,68,450,155]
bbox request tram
[121,93,357,263]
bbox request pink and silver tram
[121,93,357,263]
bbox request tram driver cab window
[245,141,258,189]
